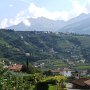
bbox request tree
[21,63,41,74]
[43,70,53,76]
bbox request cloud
[19,0,31,3]
[9,4,13,7]
[0,1,90,28]
[0,2,69,28]
[28,3,70,21]
[85,0,90,12]
[9,10,28,25]
[22,19,31,26]
[0,18,8,28]
[71,0,88,16]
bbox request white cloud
[9,10,31,26]
[0,1,90,28]
[87,0,90,4]
[19,0,31,3]
[22,19,31,26]
[0,3,69,28]
[85,0,90,12]
[9,4,13,7]
[0,18,8,28]
[71,0,88,16]
[10,11,26,25]
[28,3,69,21]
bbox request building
[80,70,87,76]
[60,68,72,77]
[84,79,90,86]
[72,78,90,89]
[51,68,61,75]
[51,68,72,77]
[9,64,22,71]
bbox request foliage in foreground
[0,69,67,90]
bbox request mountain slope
[58,16,90,34]
[7,17,65,31]
[7,13,90,34]
[67,13,90,24]
[0,29,90,63]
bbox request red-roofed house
[72,78,90,89]
[9,64,22,72]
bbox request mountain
[8,22,29,31]
[0,29,90,63]
[67,13,90,24]
[58,13,90,34]
[58,17,90,34]
[7,17,65,31]
[7,13,90,34]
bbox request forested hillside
[0,29,90,63]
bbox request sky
[0,0,90,28]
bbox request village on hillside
[0,59,90,89]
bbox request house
[68,61,75,65]
[60,68,72,77]
[51,68,61,75]
[80,59,85,63]
[51,68,72,77]
[80,70,87,76]
[72,78,90,89]
[74,70,88,79]
[8,64,23,71]
[84,79,90,86]
[3,65,9,69]
[34,63,45,68]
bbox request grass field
[48,84,56,90]
[48,84,67,90]
[76,65,90,69]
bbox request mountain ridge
[58,15,90,34]
[6,13,90,34]
[7,17,65,31]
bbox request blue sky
[0,0,90,28]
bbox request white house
[60,68,72,77]
[51,68,72,77]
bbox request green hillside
[0,29,90,63]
